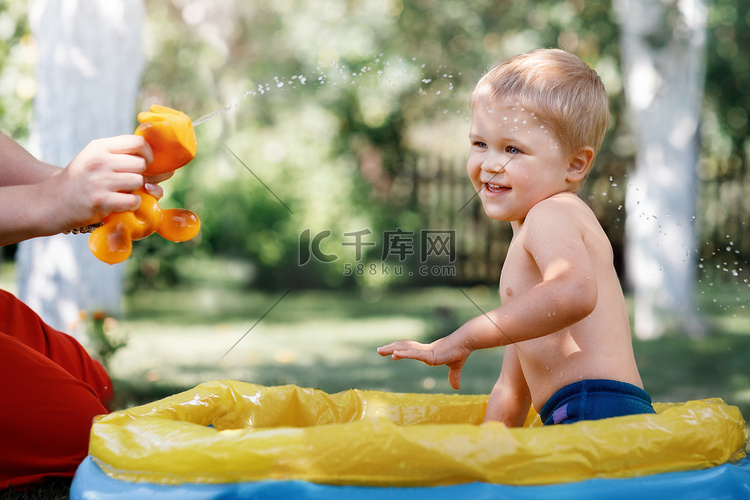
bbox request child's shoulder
[525,192,594,227]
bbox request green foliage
[0,0,33,140]
[131,0,628,289]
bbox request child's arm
[0,135,153,245]
[474,200,600,346]
[379,197,598,386]
[484,345,531,425]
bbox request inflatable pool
[71,380,750,499]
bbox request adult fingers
[143,182,164,199]
[144,171,174,185]
[96,135,154,166]
[106,172,145,194]
[99,191,142,214]
[106,150,149,174]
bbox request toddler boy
[378,49,655,426]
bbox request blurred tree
[15,0,144,336]
[614,0,709,338]
[699,0,750,284]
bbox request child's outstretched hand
[48,135,153,232]
[377,337,472,390]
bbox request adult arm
[0,135,153,245]
[0,132,60,187]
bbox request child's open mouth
[484,183,509,194]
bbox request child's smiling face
[466,103,574,226]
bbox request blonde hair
[472,49,610,163]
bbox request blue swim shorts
[539,379,656,426]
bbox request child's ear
[566,146,595,183]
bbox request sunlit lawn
[109,283,504,408]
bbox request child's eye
[506,146,521,155]
[472,141,487,149]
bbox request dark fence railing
[399,154,750,287]
[402,155,512,284]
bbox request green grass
[108,284,504,408]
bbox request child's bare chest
[498,236,541,304]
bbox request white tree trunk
[16,0,144,337]
[614,0,709,338]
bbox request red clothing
[0,289,112,489]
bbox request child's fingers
[448,363,464,390]
[377,343,405,356]
[392,347,437,365]
[377,342,406,356]
[378,340,426,358]
[448,368,461,390]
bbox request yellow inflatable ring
[87,380,747,487]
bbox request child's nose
[482,154,507,174]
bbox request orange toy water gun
[87,105,201,265]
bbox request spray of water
[191,56,462,128]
